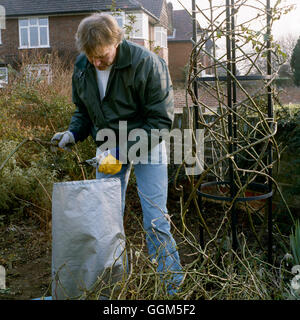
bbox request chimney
[167,2,174,33]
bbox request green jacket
[68,39,174,155]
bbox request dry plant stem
[179,168,213,239]
[181,126,277,218]
[0,137,54,172]
[0,138,29,172]
[72,146,87,180]
[13,195,50,224]
[17,155,52,229]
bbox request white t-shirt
[96,65,112,100]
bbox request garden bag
[51,178,125,300]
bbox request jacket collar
[77,39,132,73]
[114,39,132,70]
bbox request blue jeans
[96,143,183,295]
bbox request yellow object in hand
[98,150,122,175]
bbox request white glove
[51,131,75,151]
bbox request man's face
[86,43,118,70]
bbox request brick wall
[48,15,85,55]
[0,15,86,66]
[0,18,20,65]
[168,41,192,82]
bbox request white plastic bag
[51,178,125,300]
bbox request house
[0,0,213,86]
[167,6,213,83]
[0,0,172,84]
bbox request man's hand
[98,148,122,175]
[51,131,75,151]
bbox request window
[125,12,149,40]
[26,64,52,84]
[168,28,176,40]
[0,67,8,88]
[18,17,49,48]
[154,26,167,48]
[107,11,148,40]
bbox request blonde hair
[75,13,124,55]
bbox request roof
[168,9,195,42]
[138,0,163,21]
[137,0,169,28]
[168,10,213,52]
[0,0,141,16]
[139,0,170,29]
[0,0,156,18]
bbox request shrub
[291,37,300,86]
[0,51,95,225]
[273,105,300,225]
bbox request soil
[0,219,52,299]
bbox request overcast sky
[168,0,300,40]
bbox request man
[51,13,183,295]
